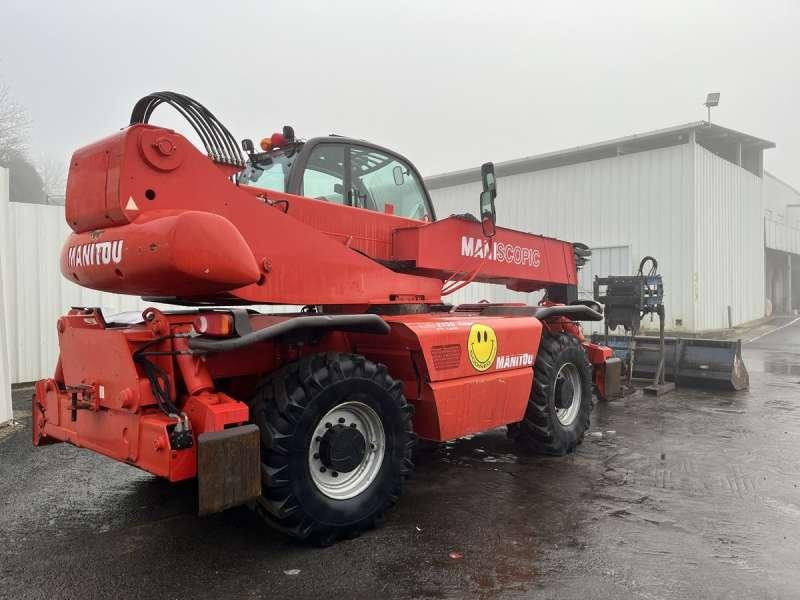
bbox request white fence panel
[0,167,12,423]
[1,194,296,384]
[2,198,149,384]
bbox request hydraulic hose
[188,314,391,353]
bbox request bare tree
[0,83,30,163]
[0,82,46,203]
[37,155,67,204]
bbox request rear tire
[510,333,592,455]
[247,352,416,545]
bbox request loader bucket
[592,335,749,391]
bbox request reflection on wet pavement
[1,326,800,599]
[749,351,800,377]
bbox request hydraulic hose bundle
[130,91,244,167]
[132,334,194,449]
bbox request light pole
[704,92,720,125]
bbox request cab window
[349,146,431,220]
[239,150,293,192]
[302,144,345,203]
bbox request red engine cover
[61,210,261,296]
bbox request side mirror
[479,162,497,237]
[392,165,405,186]
[241,138,255,154]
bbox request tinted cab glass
[301,144,346,203]
[349,146,431,220]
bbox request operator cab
[239,130,435,221]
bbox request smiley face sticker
[468,323,498,371]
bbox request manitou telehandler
[33,92,621,545]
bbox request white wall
[0,168,12,423]
[693,145,766,330]
[2,190,298,384]
[1,195,151,383]
[430,143,697,329]
[766,219,800,256]
[764,173,800,226]
[764,173,800,255]
[576,245,632,335]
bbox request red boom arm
[62,124,579,306]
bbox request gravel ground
[1,320,798,599]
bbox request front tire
[510,333,593,455]
[247,352,416,545]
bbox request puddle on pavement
[748,351,800,376]
[418,429,524,468]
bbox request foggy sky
[1,1,799,187]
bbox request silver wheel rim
[308,401,386,500]
[555,362,582,427]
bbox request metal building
[764,173,800,314]
[426,122,778,333]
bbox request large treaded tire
[511,333,593,456]
[247,352,416,545]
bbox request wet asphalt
[1,320,799,600]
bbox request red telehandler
[33,93,621,545]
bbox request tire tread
[513,333,593,455]
[247,352,415,543]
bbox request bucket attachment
[593,335,749,391]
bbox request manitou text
[67,241,124,268]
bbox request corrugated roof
[426,121,775,190]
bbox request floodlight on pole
[704,92,720,125]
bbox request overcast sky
[1,0,799,186]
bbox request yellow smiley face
[468,323,498,371]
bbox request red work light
[270,132,286,147]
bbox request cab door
[348,145,433,221]
[288,139,434,221]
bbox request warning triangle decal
[125,196,138,211]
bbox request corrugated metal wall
[0,168,12,423]
[693,144,765,330]
[576,245,632,296]
[576,245,631,335]
[764,173,800,224]
[766,219,800,255]
[764,174,800,254]
[429,143,696,329]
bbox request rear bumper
[33,380,170,480]
[32,308,250,482]
[33,379,249,482]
